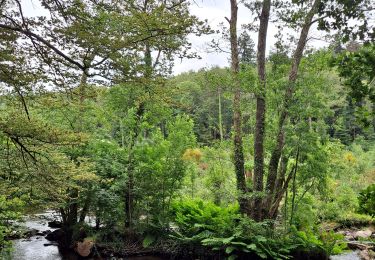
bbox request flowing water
[330,250,362,260]
[11,211,63,260]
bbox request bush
[171,199,294,259]
[358,184,375,217]
[290,226,346,256]
[0,196,24,256]
[170,199,347,259]
[336,213,373,228]
[171,199,239,238]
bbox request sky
[172,0,277,74]
[21,0,328,75]
[172,0,333,74]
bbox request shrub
[358,184,375,217]
[0,196,24,257]
[171,199,239,238]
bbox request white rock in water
[354,229,372,239]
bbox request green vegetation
[0,0,374,259]
[358,184,375,218]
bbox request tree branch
[0,23,86,70]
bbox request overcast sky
[173,0,333,74]
[173,0,274,74]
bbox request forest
[0,0,375,259]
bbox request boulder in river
[43,230,52,235]
[347,241,373,251]
[359,249,375,260]
[354,229,372,239]
[24,228,39,238]
[48,220,62,228]
[45,229,65,242]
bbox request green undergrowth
[336,213,373,228]
[155,199,348,259]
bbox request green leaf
[228,255,238,260]
[231,241,248,247]
[142,234,155,248]
[225,246,236,254]
[247,243,257,250]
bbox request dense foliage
[0,0,374,259]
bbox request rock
[7,230,22,239]
[44,243,58,247]
[359,250,371,260]
[354,229,372,239]
[45,229,64,242]
[43,230,52,235]
[347,241,374,251]
[75,239,94,257]
[48,220,62,228]
[346,235,356,241]
[24,228,39,238]
[330,251,362,260]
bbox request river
[11,211,62,260]
[10,211,166,260]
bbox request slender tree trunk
[264,0,321,219]
[252,0,271,221]
[144,43,152,79]
[125,27,151,227]
[228,0,247,213]
[269,147,299,219]
[290,165,297,225]
[67,188,79,227]
[65,61,92,230]
[124,103,144,228]
[60,208,67,226]
[218,87,224,142]
[273,154,289,201]
[95,217,100,230]
[79,194,91,223]
[284,188,288,230]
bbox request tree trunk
[218,87,224,142]
[79,195,91,223]
[125,174,134,228]
[124,103,144,228]
[252,0,271,221]
[264,0,321,219]
[66,188,78,227]
[125,12,152,227]
[269,147,299,219]
[65,60,92,230]
[228,0,247,214]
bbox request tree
[333,44,375,133]
[227,0,248,214]
[252,0,271,221]
[358,184,375,218]
[248,0,375,221]
[238,30,256,65]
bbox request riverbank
[7,212,375,260]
